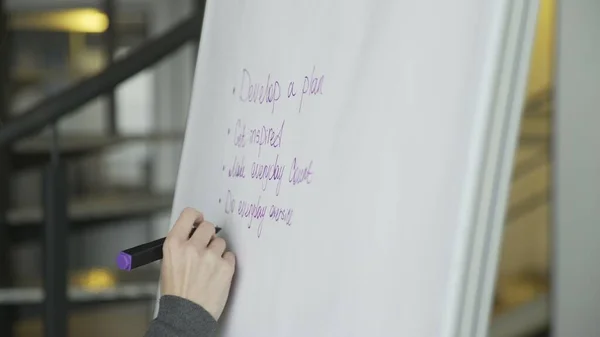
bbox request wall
[554,1,600,335]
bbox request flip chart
[158,0,539,336]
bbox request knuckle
[163,236,177,250]
[204,249,219,260]
[183,244,200,257]
[201,250,220,266]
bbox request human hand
[160,207,236,320]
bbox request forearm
[145,295,218,337]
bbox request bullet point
[219,198,222,203]
[227,128,230,135]
[232,87,236,94]
[222,165,225,171]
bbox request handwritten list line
[221,65,324,238]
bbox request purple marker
[117,226,222,271]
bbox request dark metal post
[103,0,117,135]
[0,1,15,336]
[43,125,69,337]
[191,0,206,64]
[0,152,12,337]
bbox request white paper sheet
[165,0,503,335]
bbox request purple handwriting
[251,154,285,196]
[228,155,246,178]
[268,204,293,227]
[233,119,284,157]
[224,155,314,196]
[289,158,313,185]
[239,69,281,113]
[233,119,246,148]
[238,194,267,237]
[223,190,294,238]
[249,120,284,157]
[237,66,324,114]
[224,189,236,215]
[298,65,324,113]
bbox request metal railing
[0,3,206,337]
[508,88,553,225]
[0,14,203,146]
[0,6,14,337]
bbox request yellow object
[526,0,555,96]
[10,8,109,33]
[79,268,116,290]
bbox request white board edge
[456,1,541,336]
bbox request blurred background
[0,0,556,336]
[0,0,198,336]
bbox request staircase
[490,89,552,337]
[0,3,204,337]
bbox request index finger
[167,207,204,243]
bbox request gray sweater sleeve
[145,295,218,337]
